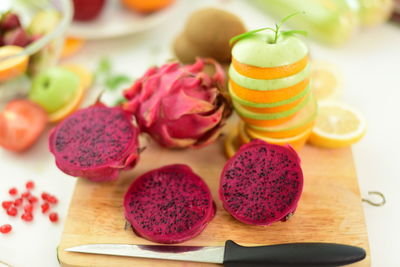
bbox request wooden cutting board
[58,124,370,267]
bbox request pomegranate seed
[14,198,23,207]
[49,212,58,223]
[28,196,38,204]
[0,224,12,234]
[8,188,18,196]
[21,191,31,198]
[21,212,33,222]
[41,192,50,201]
[2,201,13,210]
[26,181,35,190]
[24,204,33,213]
[6,207,17,216]
[47,195,58,205]
[41,202,50,213]
[13,198,23,206]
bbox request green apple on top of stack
[225,13,318,157]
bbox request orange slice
[238,121,311,152]
[122,0,174,13]
[232,55,308,80]
[0,46,29,82]
[247,94,318,138]
[61,37,85,59]
[229,78,309,104]
[48,65,92,122]
[308,101,366,148]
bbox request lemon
[309,102,366,148]
[311,61,341,102]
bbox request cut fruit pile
[309,101,367,148]
[226,30,317,157]
[1,181,60,234]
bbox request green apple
[29,67,80,113]
[232,32,308,68]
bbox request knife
[65,240,366,266]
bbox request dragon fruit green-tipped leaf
[49,105,140,182]
[124,58,231,148]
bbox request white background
[1,0,400,266]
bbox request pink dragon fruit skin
[124,164,215,244]
[219,139,304,226]
[49,105,140,182]
[124,58,231,148]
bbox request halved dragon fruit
[124,164,215,244]
[123,58,231,148]
[219,139,303,225]
[49,104,140,182]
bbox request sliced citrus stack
[0,46,29,82]
[247,94,317,138]
[311,61,341,102]
[308,102,366,148]
[237,121,311,152]
[48,65,92,122]
[234,93,311,127]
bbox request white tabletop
[1,1,399,266]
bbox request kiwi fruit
[173,8,246,64]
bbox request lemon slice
[224,127,240,159]
[0,46,29,82]
[309,102,366,148]
[311,61,341,102]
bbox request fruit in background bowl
[72,0,106,21]
[0,45,29,82]
[28,9,61,36]
[0,12,21,31]
[0,99,47,152]
[121,0,174,13]
[29,65,92,122]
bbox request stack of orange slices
[225,32,318,158]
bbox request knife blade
[65,240,366,266]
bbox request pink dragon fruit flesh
[124,58,231,149]
[219,139,303,225]
[124,164,215,244]
[49,104,140,182]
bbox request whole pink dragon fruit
[124,58,231,148]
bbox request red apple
[72,0,106,21]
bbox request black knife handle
[223,240,366,267]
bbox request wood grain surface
[58,123,370,267]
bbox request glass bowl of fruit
[0,0,72,105]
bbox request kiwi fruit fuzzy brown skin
[173,8,246,64]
